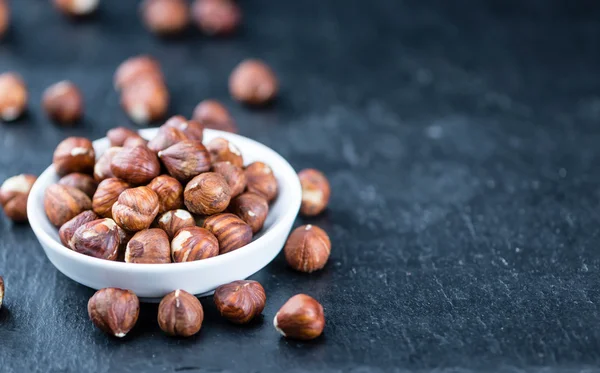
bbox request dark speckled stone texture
[1,0,600,372]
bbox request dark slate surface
[1,0,600,372]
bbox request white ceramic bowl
[27,129,301,301]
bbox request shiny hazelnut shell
[44,184,92,227]
[202,213,252,254]
[110,145,161,185]
[112,186,160,232]
[158,289,204,337]
[147,175,184,214]
[93,147,122,182]
[125,228,171,263]
[184,172,231,215]
[92,178,130,219]
[211,161,246,197]
[171,226,219,262]
[284,225,331,273]
[52,137,95,176]
[88,288,140,338]
[58,172,98,198]
[206,137,243,168]
[71,218,121,260]
[228,192,268,234]
[157,209,196,239]
[59,210,99,248]
[274,294,325,340]
[214,280,266,324]
[158,141,211,183]
[0,174,37,222]
[245,161,278,202]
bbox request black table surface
[2,0,600,372]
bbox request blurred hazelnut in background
[53,0,100,17]
[192,99,238,133]
[0,0,10,39]
[141,0,189,36]
[192,0,241,36]
[42,81,84,125]
[0,72,27,122]
[229,59,278,106]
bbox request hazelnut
[141,0,189,36]
[92,178,129,219]
[184,172,231,215]
[157,209,195,239]
[214,280,266,324]
[88,288,140,338]
[147,125,188,153]
[298,169,330,216]
[157,289,203,337]
[229,59,278,106]
[112,186,159,231]
[52,137,95,176]
[123,136,148,148]
[93,147,121,182]
[58,210,98,248]
[274,294,325,340]
[71,218,121,260]
[53,0,99,17]
[158,140,211,183]
[0,275,3,309]
[147,175,183,214]
[58,173,97,198]
[0,174,37,222]
[0,1,9,39]
[44,184,92,227]
[171,226,219,262]
[121,77,169,125]
[110,145,161,185]
[192,0,241,36]
[0,72,27,121]
[202,213,252,254]
[229,192,268,234]
[125,228,171,263]
[245,161,278,202]
[284,225,331,273]
[163,115,204,142]
[114,55,163,91]
[192,100,237,133]
[206,137,243,167]
[107,127,141,147]
[212,161,246,197]
[42,81,83,125]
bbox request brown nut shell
[274,294,325,340]
[214,280,266,324]
[298,169,330,216]
[202,213,252,254]
[158,141,211,183]
[0,1,9,40]
[171,226,219,262]
[229,192,268,234]
[110,145,161,185]
[107,127,140,147]
[206,137,243,167]
[229,59,278,106]
[0,72,27,122]
[157,209,195,239]
[141,0,189,36]
[58,173,98,198]
[212,161,246,197]
[59,210,98,248]
[120,77,169,125]
[163,115,204,142]
[0,174,37,222]
[112,186,159,231]
[192,0,241,36]
[245,161,278,202]
[53,0,99,16]
[192,99,237,133]
[147,125,188,153]
[44,184,92,227]
[52,137,95,176]
[158,289,204,337]
[184,172,231,215]
[284,225,331,273]
[71,218,121,260]
[88,288,140,338]
[42,80,83,125]
[147,175,183,214]
[114,55,163,91]
[125,228,171,263]
[92,178,130,219]
[93,147,122,182]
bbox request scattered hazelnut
[110,145,161,185]
[284,225,331,273]
[214,280,266,324]
[192,0,241,36]
[114,55,163,91]
[42,81,83,125]
[44,184,92,227]
[123,136,148,148]
[52,137,95,176]
[112,186,159,232]
[0,72,27,121]
[157,209,195,239]
[141,0,189,36]
[171,226,219,262]
[125,228,171,263]
[92,178,129,219]
[229,192,268,234]
[229,59,278,106]
[147,125,188,153]
[53,0,99,17]
[120,77,169,125]
[202,213,252,254]
[163,115,204,142]
[298,169,330,216]
[192,100,237,133]
[206,137,243,167]
[212,161,246,197]
[107,127,141,147]
[158,140,211,183]
[147,175,183,214]
[0,275,3,309]
[58,210,98,248]
[93,147,122,182]
[58,173,97,198]
[0,174,37,222]
[71,218,121,260]
[88,288,140,338]
[158,289,203,337]
[274,294,325,340]
[184,172,231,215]
[0,1,10,39]
[245,161,278,202]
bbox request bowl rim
[27,128,301,273]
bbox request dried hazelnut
[184,172,231,215]
[298,169,330,216]
[53,0,99,17]
[123,136,148,148]
[141,0,189,36]
[0,1,9,39]
[192,100,237,133]
[214,280,266,324]
[229,59,278,106]
[112,186,159,232]
[0,275,3,309]
[42,81,83,125]
[229,192,268,234]
[114,55,163,91]
[121,77,169,125]
[110,145,160,185]
[157,209,195,239]
[158,141,211,183]
[147,125,188,153]
[274,294,325,340]
[52,137,95,176]
[71,218,121,260]
[93,147,121,182]
[212,161,246,197]
[92,178,129,219]
[158,289,203,337]
[163,115,204,142]
[171,226,219,262]
[192,0,240,36]
[58,173,97,198]
[44,184,92,227]
[0,72,27,121]
[284,225,331,273]
[59,210,98,248]
[125,228,171,263]
[202,213,252,254]
[206,137,243,167]
[0,174,37,222]
[245,161,278,202]
[107,127,139,147]
[88,288,139,338]
[147,175,183,214]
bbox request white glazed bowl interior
[27,129,301,300]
